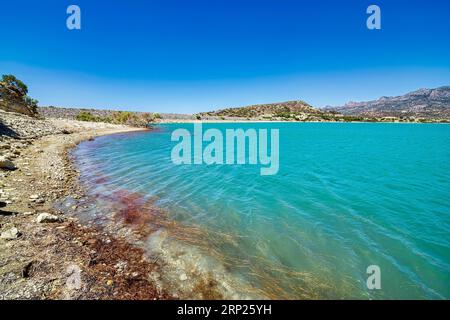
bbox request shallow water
[72,123,450,299]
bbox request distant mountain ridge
[326,86,450,119]
[32,87,450,124]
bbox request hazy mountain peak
[329,86,450,119]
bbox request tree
[24,96,39,113]
[1,74,28,96]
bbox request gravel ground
[0,110,172,300]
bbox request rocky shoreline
[0,110,173,299]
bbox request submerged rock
[36,212,62,223]
[179,273,188,281]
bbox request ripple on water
[65,123,450,299]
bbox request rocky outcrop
[0,98,36,117]
[0,81,37,117]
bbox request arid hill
[200,100,338,121]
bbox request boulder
[0,156,16,170]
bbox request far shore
[157,119,450,124]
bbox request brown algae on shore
[62,144,336,300]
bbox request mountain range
[325,86,450,119]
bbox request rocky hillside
[326,86,450,119]
[39,106,195,124]
[200,100,339,121]
[0,109,67,140]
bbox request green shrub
[76,111,99,122]
[24,96,38,113]
[275,112,291,118]
[1,74,28,96]
[342,116,365,122]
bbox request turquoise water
[73,123,450,299]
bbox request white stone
[36,212,61,223]
[1,227,21,240]
[179,273,188,281]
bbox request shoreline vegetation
[1,75,450,299]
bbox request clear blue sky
[1,0,449,113]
